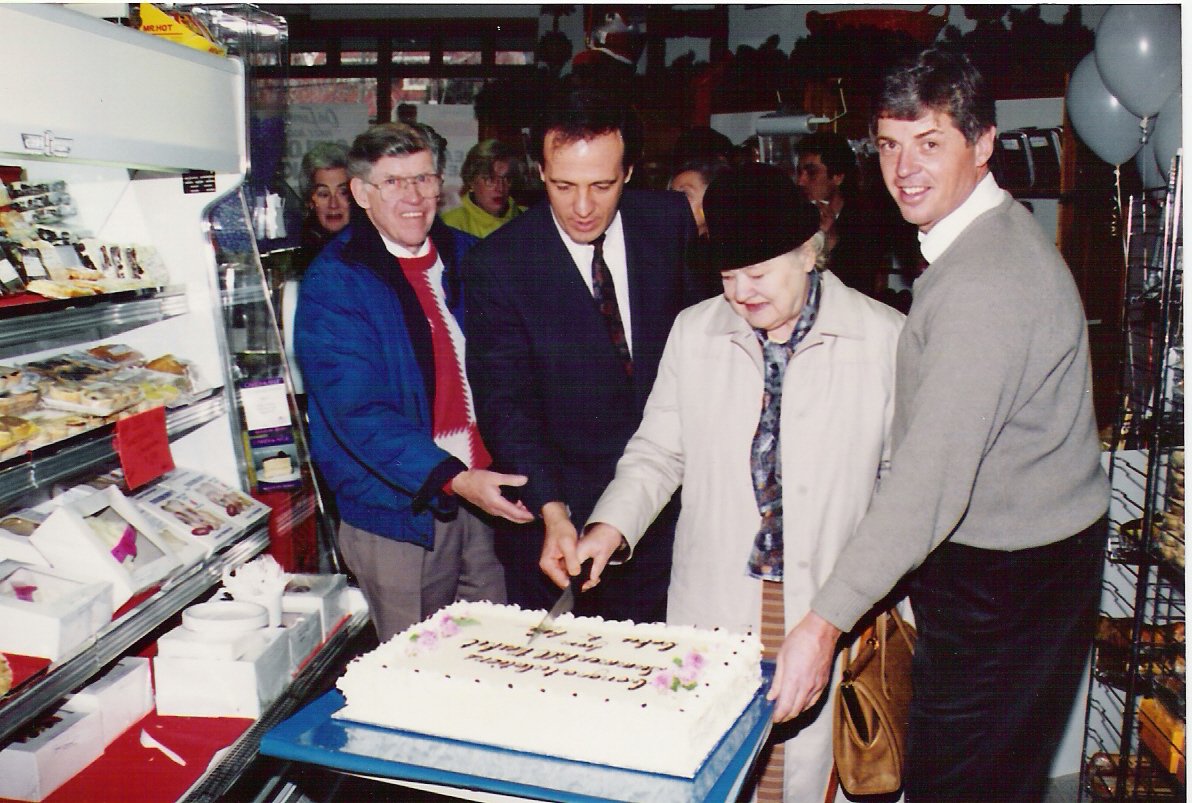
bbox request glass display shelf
[0,286,189,361]
[0,521,270,744]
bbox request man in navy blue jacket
[465,92,702,623]
[295,123,533,640]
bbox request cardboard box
[153,627,290,718]
[132,484,236,557]
[0,560,113,660]
[0,706,105,801]
[30,486,180,609]
[281,611,321,675]
[282,574,348,639]
[62,656,153,747]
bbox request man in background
[465,91,699,623]
[796,131,916,306]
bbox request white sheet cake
[334,601,763,778]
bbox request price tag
[113,406,175,490]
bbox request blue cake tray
[260,663,776,802]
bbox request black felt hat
[695,162,822,273]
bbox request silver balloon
[1067,53,1145,166]
[1095,5,1182,118]
[1152,89,1182,179]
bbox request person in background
[295,141,352,274]
[795,131,918,303]
[441,139,525,238]
[558,163,904,802]
[294,122,534,641]
[668,155,731,239]
[464,90,699,624]
[776,47,1109,802]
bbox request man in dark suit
[464,91,699,623]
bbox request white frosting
[334,601,763,778]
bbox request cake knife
[526,558,592,646]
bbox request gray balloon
[1067,53,1144,166]
[1152,89,1182,179]
[1095,5,1182,118]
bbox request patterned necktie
[746,270,822,580]
[590,233,633,377]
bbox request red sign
[113,406,175,490]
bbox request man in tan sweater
[773,48,1109,802]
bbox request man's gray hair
[347,123,438,179]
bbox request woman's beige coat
[588,270,904,801]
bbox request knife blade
[526,558,593,646]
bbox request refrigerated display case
[0,6,366,799]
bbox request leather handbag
[833,607,917,796]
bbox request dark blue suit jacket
[464,189,701,621]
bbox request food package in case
[30,485,180,609]
[160,468,269,526]
[0,706,105,801]
[0,559,113,660]
[132,483,237,556]
[0,507,49,566]
[62,656,153,748]
[282,573,349,639]
[281,610,322,675]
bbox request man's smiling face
[875,110,994,233]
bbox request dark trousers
[905,519,1107,802]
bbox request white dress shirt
[918,172,1010,265]
[551,209,634,356]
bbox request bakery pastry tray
[260,663,775,803]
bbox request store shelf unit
[0,5,347,800]
[1079,154,1184,802]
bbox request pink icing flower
[651,670,675,691]
[438,616,460,637]
[681,651,705,672]
[416,628,439,648]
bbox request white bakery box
[62,656,154,748]
[29,485,181,610]
[0,559,113,660]
[0,705,105,801]
[153,601,292,718]
[282,573,350,639]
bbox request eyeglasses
[364,173,443,200]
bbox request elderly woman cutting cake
[541,162,904,802]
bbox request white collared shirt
[381,233,432,259]
[551,209,634,356]
[918,172,1010,265]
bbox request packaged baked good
[86,344,144,367]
